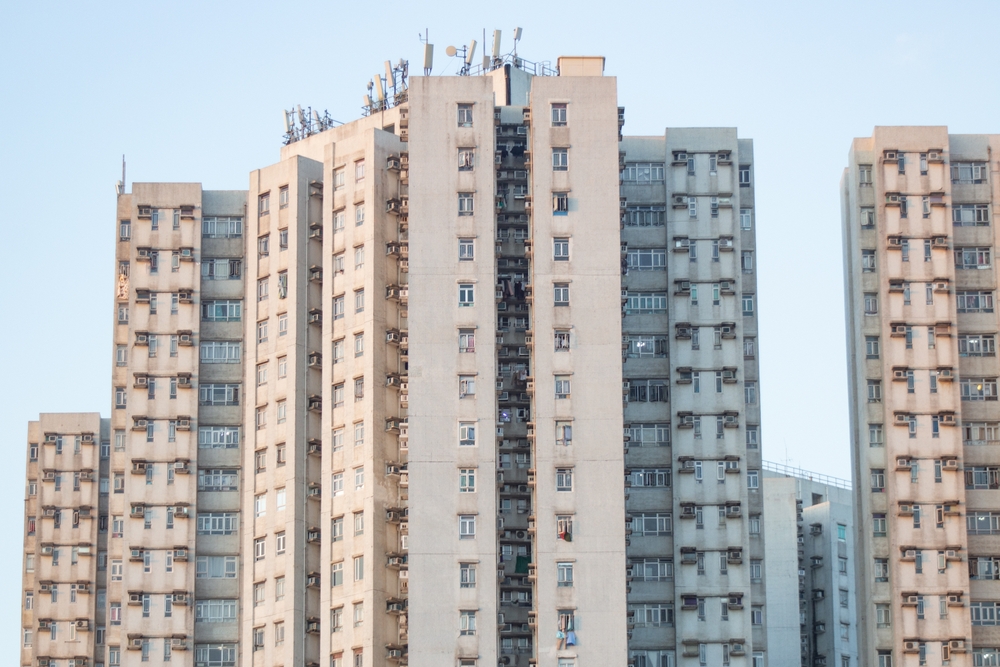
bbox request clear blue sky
[2,0,997,653]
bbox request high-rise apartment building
[763,461,857,667]
[843,127,1000,667]
[21,49,772,667]
[620,128,766,667]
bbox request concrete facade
[763,463,858,667]
[843,128,1000,667]
[621,129,767,667]
[20,52,774,667]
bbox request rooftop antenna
[420,29,433,75]
[512,27,522,57]
[116,155,126,195]
[374,74,385,107]
[385,60,395,99]
[491,29,502,69]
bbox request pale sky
[2,0,998,654]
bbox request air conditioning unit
[307,440,321,455]
[42,471,56,481]
[130,504,145,518]
[673,237,690,250]
[131,460,148,473]
[950,639,967,652]
[178,331,193,346]
[75,619,90,629]
[177,417,191,430]
[896,456,912,468]
[894,414,911,426]
[173,506,189,518]
[172,592,189,605]
[170,637,189,650]
[940,413,957,425]
[887,235,903,245]
[726,504,742,516]
[727,549,743,563]
[133,374,148,387]
[943,458,959,470]
[128,592,143,605]
[81,433,94,443]
[812,589,825,600]
[308,310,321,325]
[40,544,54,555]
[938,367,954,380]
[178,291,193,303]
[933,236,949,247]
[173,460,190,473]
[948,594,964,606]
[307,573,320,588]
[719,237,734,250]
[730,643,745,656]
[387,649,404,659]
[884,151,899,160]
[892,368,908,381]
[173,548,188,561]
[904,641,919,653]
[307,528,320,543]
[886,194,902,204]
[722,369,737,382]
[179,247,194,260]
[129,549,144,561]
[672,195,687,207]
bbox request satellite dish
[445,45,457,57]
[466,39,477,65]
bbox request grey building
[763,461,857,667]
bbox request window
[354,289,364,312]
[552,148,568,171]
[554,283,570,306]
[458,192,474,216]
[957,290,994,313]
[626,205,666,227]
[741,251,753,273]
[331,516,344,541]
[624,292,667,313]
[196,556,238,579]
[622,162,665,183]
[459,515,476,539]
[201,257,241,280]
[458,238,474,261]
[744,381,757,404]
[868,380,882,403]
[954,203,990,226]
[955,246,992,269]
[460,610,477,635]
[199,384,240,406]
[353,511,364,535]
[355,159,365,181]
[457,104,473,126]
[552,237,571,261]
[201,340,241,364]
[738,164,751,185]
[197,513,239,535]
[354,555,365,581]
[628,248,666,271]
[961,378,998,401]
[448,562,475,592]
[333,209,345,231]
[629,603,674,627]
[354,332,364,357]
[872,513,887,537]
[952,161,987,183]
[199,426,240,449]
[556,468,573,491]
[864,292,878,314]
[459,468,476,493]
[628,379,669,403]
[747,470,759,489]
[193,601,240,629]
[551,103,567,126]
[458,283,474,307]
[742,294,755,316]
